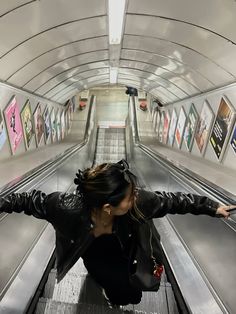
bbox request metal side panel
[0,224,55,314]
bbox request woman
[0,160,234,306]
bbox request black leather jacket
[0,189,219,282]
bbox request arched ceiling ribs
[46,74,109,99]
[124,33,235,78]
[121,48,215,86]
[119,66,188,98]
[21,49,109,88]
[6,35,108,81]
[32,60,110,95]
[0,1,37,18]
[120,57,203,92]
[0,15,106,59]
[127,13,236,45]
[43,69,109,98]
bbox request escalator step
[166,285,179,314]
[43,270,56,298]
[35,298,77,314]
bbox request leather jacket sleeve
[137,189,219,219]
[0,190,60,221]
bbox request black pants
[82,234,142,306]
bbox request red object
[79,101,86,110]
[140,102,147,111]
[153,265,164,279]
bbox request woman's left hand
[216,205,236,218]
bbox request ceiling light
[108,0,126,44]
[110,67,118,83]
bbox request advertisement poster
[183,104,198,152]
[4,96,23,154]
[230,124,236,154]
[21,100,34,150]
[43,107,51,144]
[175,107,186,148]
[195,101,214,154]
[155,111,161,135]
[210,97,235,160]
[50,108,57,142]
[168,109,178,146]
[0,109,7,150]
[158,112,165,143]
[56,109,61,141]
[34,103,44,146]
[60,110,65,139]
[162,111,170,144]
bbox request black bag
[129,220,164,291]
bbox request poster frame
[33,103,44,147]
[168,109,178,147]
[209,96,235,161]
[194,100,215,156]
[3,95,23,155]
[21,100,34,150]
[43,106,51,144]
[175,107,187,149]
[183,103,199,152]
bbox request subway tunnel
[0,1,236,313]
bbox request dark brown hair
[74,160,144,220]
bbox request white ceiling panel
[121,49,212,93]
[24,51,109,91]
[7,36,108,85]
[127,0,236,42]
[0,16,107,81]
[0,0,235,104]
[125,15,236,76]
[35,61,110,96]
[46,74,109,99]
[123,35,234,86]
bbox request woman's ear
[102,203,112,215]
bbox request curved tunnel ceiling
[0,0,236,104]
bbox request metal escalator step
[166,285,179,314]
[129,287,168,314]
[35,298,77,314]
[52,272,87,303]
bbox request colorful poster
[195,101,214,154]
[4,96,23,154]
[34,103,44,146]
[230,124,236,154]
[210,97,235,160]
[0,109,7,150]
[21,100,34,150]
[43,107,51,144]
[162,111,170,144]
[50,108,57,142]
[183,104,199,152]
[158,112,165,143]
[168,109,178,146]
[175,107,186,148]
[60,110,65,139]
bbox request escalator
[1,95,235,313]
[34,127,179,314]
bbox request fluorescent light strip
[108,0,126,44]
[110,67,118,83]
